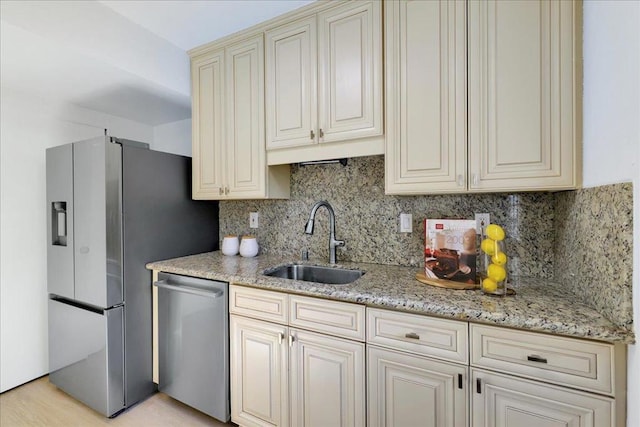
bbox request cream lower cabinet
[368,346,468,427]
[289,328,365,427]
[471,369,614,427]
[191,35,289,200]
[366,308,469,427]
[229,286,365,427]
[385,0,581,195]
[471,324,625,427]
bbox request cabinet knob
[319,128,324,138]
[224,187,229,195]
[219,188,223,195]
[457,174,465,187]
[472,174,479,186]
[278,333,284,345]
[288,335,295,347]
[310,129,315,140]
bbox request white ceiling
[0,0,314,126]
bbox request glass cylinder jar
[479,234,508,296]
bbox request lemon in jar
[491,251,508,266]
[487,263,507,282]
[482,278,498,293]
[485,224,506,241]
[481,238,496,255]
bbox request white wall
[152,118,192,157]
[0,87,154,392]
[582,2,640,426]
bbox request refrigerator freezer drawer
[156,274,229,422]
[48,298,125,417]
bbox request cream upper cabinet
[265,16,317,150]
[468,0,580,192]
[386,0,581,195]
[192,49,225,199]
[191,35,289,200]
[385,0,467,195]
[266,0,383,165]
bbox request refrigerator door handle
[153,280,223,299]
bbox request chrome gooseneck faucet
[304,200,345,264]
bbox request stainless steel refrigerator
[46,136,218,417]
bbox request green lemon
[485,224,506,241]
[491,251,508,266]
[482,278,498,293]
[481,238,496,255]
[487,264,507,282]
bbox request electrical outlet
[399,213,412,233]
[475,213,490,234]
[249,212,259,229]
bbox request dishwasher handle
[153,280,224,299]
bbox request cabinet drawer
[229,285,288,324]
[367,308,468,363]
[470,324,615,395]
[289,295,365,341]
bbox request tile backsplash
[554,183,634,330]
[220,155,555,278]
[220,156,633,331]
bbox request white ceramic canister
[239,235,259,257]
[221,235,240,256]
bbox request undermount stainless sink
[263,264,364,285]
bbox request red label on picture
[435,223,444,230]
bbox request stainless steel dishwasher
[154,273,229,422]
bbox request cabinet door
[266,16,317,150]
[230,316,288,427]
[226,35,266,198]
[290,328,365,427]
[192,50,225,199]
[385,0,467,195]
[472,369,614,427]
[468,0,579,191]
[368,346,468,427]
[318,0,382,143]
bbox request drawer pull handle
[288,335,295,347]
[458,374,463,389]
[405,332,420,340]
[527,355,548,364]
[278,333,284,345]
[476,378,482,394]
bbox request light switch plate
[249,212,259,229]
[475,213,490,234]
[400,213,412,233]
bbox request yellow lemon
[491,251,508,266]
[482,278,498,293]
[485,224,506,241]
[487,264,507,282]
[480,238,496,255]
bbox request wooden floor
[0,376,232,426]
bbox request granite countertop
[147,251,634,344]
